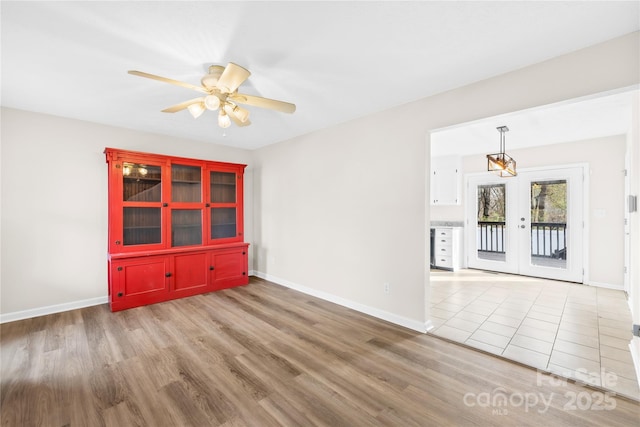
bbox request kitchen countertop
[430,221,464,227]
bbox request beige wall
[432,135,627,287]
[0,108,253,318]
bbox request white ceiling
[2,1,639,150]
[431,89,637,157]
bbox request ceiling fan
[128,62,296,128]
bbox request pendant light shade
[487,126,517,177]
[204,94,221,111]
[187,102,205,119]
[230,104,250,123]
[218,109,231,128]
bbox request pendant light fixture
[487,125,517,177]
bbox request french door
[466,166,585,283]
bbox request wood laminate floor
[2,277,639,426]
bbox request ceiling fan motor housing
[201,65,225,89]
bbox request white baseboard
[425,319,435,332]
[0,296,108,324]
[252,271,427,333]
[584,280,624,291]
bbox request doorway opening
[426,88,638,401]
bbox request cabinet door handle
[117,292,123,297]
[165,272,172,277]
[209,266,215,270]
[115,240,121,245]
[163,203,168,207]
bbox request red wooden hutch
[105,148,249,311]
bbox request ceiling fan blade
[161,97,205,113]
[128,70,208,94]
[224,104,251,127]
[216,63,251,93]
[230,93,296,114]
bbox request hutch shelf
[105,148,249,312]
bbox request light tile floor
[429,269,640,400]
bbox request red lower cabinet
[173,251,210,297]
[109,256,170,311]
[109,243,249,311]
[211,247,249,290]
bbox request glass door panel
[172,209,202,247]
[210,172,236,203]
[211,207,237,239]
[518,167,583,282]
[172,164,201,203]
[466,174,518,275]
[529,179,567,269]
[123,207,162,246]
[123,163,162,202]
[476,183,507,262]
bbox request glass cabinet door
[210,171,236,203]
[123,162,162,202]
[172,164,202,203]
[172,209,202,247]
[209,171,239,241]
[211,207,237,239]
[171,164,203,247]
[123,207,162,246]
[121,162,163,247]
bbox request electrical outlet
[383,282,390,294]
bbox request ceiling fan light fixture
[187,102,205,119]
[218,110,231,128]
[232,105,250,123]
[204,95,221,111]
[129,62,295,129]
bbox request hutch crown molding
[105,148,249,311]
